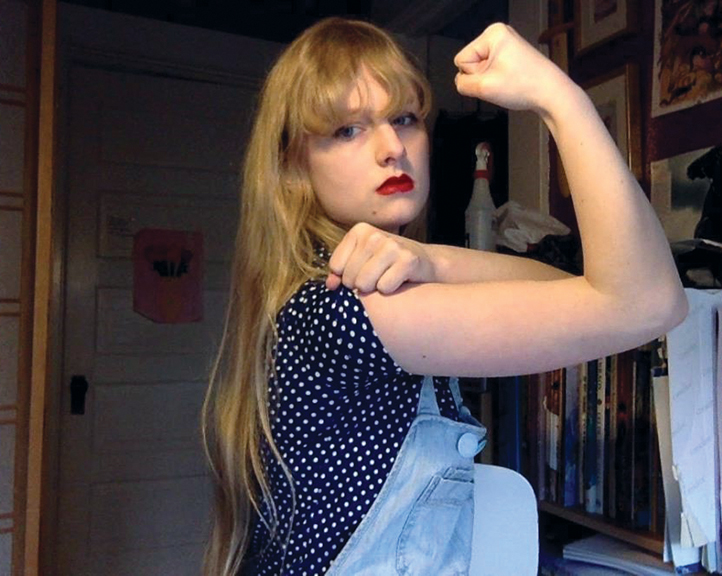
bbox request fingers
[325,272,342,291]
[455,71,486,99]
[328,223,419,294]
[453,28,492,70]
[341,235,396,293]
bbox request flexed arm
[340,24,686,378]
[453,24,685,324]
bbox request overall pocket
[396,466,474,576]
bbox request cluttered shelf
[461,289,722,574]
[539,501,663,555]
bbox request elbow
[647,286,689,337]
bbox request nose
[375,124,406,166]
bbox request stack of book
[492,288,722,574]
[493,344,666,534]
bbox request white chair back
[471,464,539,575]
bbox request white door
[56,61,257,575]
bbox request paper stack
[563,534,676,575]
[657,289,722,573]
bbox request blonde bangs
[289,22,432,137]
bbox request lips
[376,174,414,196]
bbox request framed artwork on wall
[583,64,642,180]
[651,144,722,243]
[574,0,638,55]
[652,0,722,117]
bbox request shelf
[538,501,664,555]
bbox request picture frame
[651,0,722,117]
[651,144,721,243]
[583,64,642,181]
[574,0,638,56]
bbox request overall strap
[417,375,441,416]
[448,377,464,412]
[449,377,486,429]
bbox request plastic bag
[494,201,571,253]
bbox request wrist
[537,79,589,130]
[424,244,450,283]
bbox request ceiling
[60,0,508,44]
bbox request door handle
[70,375,89,415]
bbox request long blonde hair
[201,17,432,575]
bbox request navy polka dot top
[245,268,460,575]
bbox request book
[604,355,615,518]
[496,375,523,472]
[577,362,588,506]
[595,358,607,515]
[545,369,564,503]
[563,365,580,507]
[614,350,635,524]
[632,346,653,530]
[584,359,599,514]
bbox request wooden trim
[0,512,14,520]
[0,419,17,426]
[0,98,25,108]
[0,191,24,197]
[70,45,263,91]
[539,501,664,555]
[0,206,24,212]
[0,299,21,304]
[0,84,25,94]
[385,0,479,35]
[0,313,21,317]
[0,527,14,535]
[0,404,18,412]
[22,1,56,575]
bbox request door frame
[39,7,281,573]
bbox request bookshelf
[473,339,678,571]
[538,501,663,555]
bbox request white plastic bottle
[465,142,496,251]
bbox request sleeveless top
[246,277,460,575]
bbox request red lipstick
[376,174,414,196]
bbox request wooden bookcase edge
[538,500,664,555]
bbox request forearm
[427,243,574,284]
[542,81,687,327]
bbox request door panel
[58,63,258,575]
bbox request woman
[202,17,687,576]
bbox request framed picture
[651,144,722,243]
[583,64,642,180]
[574,0,638,55]
[652,0,722,117]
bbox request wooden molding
[69,44,262,91]
[0,97,25,108]
[0,84,25,94]
[23,0,57,575]
[384,0,479,37]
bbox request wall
[532,0,722,234]
[509,0,550,213]
[0,1,30,574]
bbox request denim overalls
[325,375,487,576]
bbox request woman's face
[305,69,430,234]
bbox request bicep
[359,278,663,378]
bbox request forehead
[340,69,416,117]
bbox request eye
[391,113,419,127]
[333,125,362,140]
